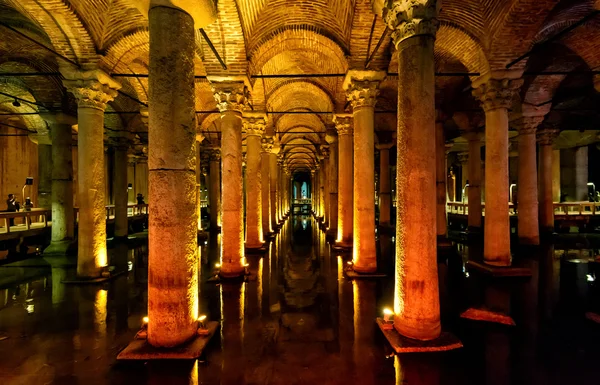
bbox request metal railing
[447,201,600,217]
[292,199,312,205]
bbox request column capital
[40,112,77,127]
[376,142,394,151]
[107,133,133,150]
[537,129,559,146]
[333,114,353,135]
[343,70,386,110]
[277,154,284,165]
[209,79,249,113]
[325,129,338,144]
[242,112,267,137]
[261,135,274,153]
[382,0,440,47]
[29,132,52,145]
[514,116,545,136]
[208,148,221,161]
[60,65,121,111]
[472,72,523,112]
[320,144,330,159]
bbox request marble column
[43,114,75,255]
[269,144,280,229]
[516,116,543,245]
[112,138,130,238]
[326,132,338,235]
[574,147,588,201]
[344,71,383,273]
[311,169,317,213]
[146,5,198,347]
[466,132,483,230]
[434,116,447,241]
[208,149,221,230]
[334,115,353,246]
[376,142,393,228]
[472,75,523,266]
[61,66,120,278]
[195,135,205,232]
[384,0,440,340]
[261,136,273,236]
[243,113,266,249]
[538,129,559,234]
[212,80,248,277]
[36,137,53,210]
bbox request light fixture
[197,315,209,336]
[383,308,394,322]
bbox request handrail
[447,201,600,216]
[0,208,50,234]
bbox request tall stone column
[472,75,523,266]
[243,113,266,249]
[552,150,561,202]
[320,146,330,226]
[277,154,284,222]
[112,137,130,238]
[344,71,384,274]
[195,135,205,231]
[334,114,353,246]
[261,136,273,236]
[61,66,120,278]
[457,152,469,202]
[434,115,447,241]
[36,137,53,210]
[314,166,321,218]
[208,149,221,229]
[326,131,338,235]
[515,116,544,245]
[212,80,248,277]
[384,0,440,340]
[310,169,317,213]
[466,132,483,230]
[377,142,394,227]
[538,129,559,234]
[43,114,76,255]
[574,146,588,201]
[269,144,280,229]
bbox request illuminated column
[472,75,523,266]
[515,116,544,245]
[385,0,440,339]
[277,154,284,222]
[195,135,205,231]
[208,149,221,229]
[457,152,469,201]
[112,137,130,238]
[35,136,53,210]
[243,113,266,249]
[146,4,198,347]
[269,143,280,228]
[212,80,248,277]
[326,131,338,234]
[43,114,75,255]
[344,70,384,273]
[314,166,321,218]
[310,169,317,213]
[466,132,483,229]
[434,115,447,241]
[538,129,559,234]
[61,66,120,278]
[334,114,353,247]
[377,142,394,227]
[261,137,273,236]
[574,146,588,201]
[552,150,561,203]
[320,145,330,227]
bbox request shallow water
[0,216,599,384]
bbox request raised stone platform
[344,269,386,279]
[117,321,219,360]
[460,307,516,326]
[467,260,532,277]
[376,318,463,353]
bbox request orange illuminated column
[147,4,198,347]
[208,149,221,230]
[315,165,321,218]
[195,135,206,232]
[60,66,120,278]
[310,169,316,213]
[112,136,130,238]
[515,115,545,245]
[320,145,330,227]
[376,142,394,227]
[261,137,273,236]
[334,114,353,247]
[472,74,523,266]
[326,131,338,235]
[277,154,285,223]
[384,0,440,339]
[537,128,559,234]
[343,70,384,273]
[434,114,447,242]
[212,80,248,278]
[270,146,280,227]
[243,113,266,249]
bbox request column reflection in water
[539,244,559,321]
[338,255,354,370]
[352,280,376,383]
[394,355,440,385]
[220,282,245,383]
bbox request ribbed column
[326,131,338,235]
[344,71,384,274]
[208,149,221,230]
[260,136,273,236]
[434,115,447,240]
[384,0,440,340]
[538,129,559,234]
[146,5,197,347]
[473,75,523,266]
[212,80,248,277]
[61,66,120,278]
[243,113,266,249]
[112,138,130,238]
[334,115,353,247]
[377,142,394,227]
[269,145,280,229]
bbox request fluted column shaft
[208,150,221,229]
[261,137,273,236]
[243,114,266,248]
[538,129,558,233]
[335,115,353,247]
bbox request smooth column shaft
[328,141,338,233]
[379,146,391,226]
[467,136,482,229]
[209,156,221,229]
[50,123,74,246]
[539,144,554,233]
[434,124,446,237]
[245,134,263,248]
[261,151,272,235]
[269,154,278,229]
[517,132,539,244]
[114,147,129,238]
[38,144,53,209]
[337,132,353,246]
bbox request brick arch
[0,80,48,134]
[104,30,149,72]
[280,126,321,147]
[8,0,97,64]
[435,22,490,74]
[533,0,596,43]
[275,113,327,149]
[268,80,334,114]
[0,60,65,108]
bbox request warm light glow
[215,263,221,268]
[97,246,108,270]
[347,261,353,265]
[383,308,394,315]
[94,289,107,335]
[143,316,149,324]
[198,315,207,322]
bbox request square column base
[344,268,386,279]
[460,308,516,326]
[467,260,532,277]
[117,321,219,360]
[376,318,462,353]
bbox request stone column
[515,116,543,245]
[384,0,440,340]
[574,146,588,201]
[344,71,384,274]
[552,150,561,202]
[243,113,266,249]
[208,149,221,229]
[466,132,483,230]
[146,4,198,347]
[269,144,280,229]
[434,116,447,241]
[36,137,53,210]
[277,154,284,222]
[212,80,248,277]
[326,131,338,235]
[334,114,353,247]
[472,75,523,266]
[457,152,469,202]
[43,114,76,255]
[261,136,273,236]
[61,66,120,278]
[195,135,205,232]
[377,142,394,227]
[112,137,130,238]
[538,129,559,234]
[319,146,329,226]
[310,169,317,213]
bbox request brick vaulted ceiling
[0,0,599,172]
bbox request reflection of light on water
[258,258,263,313]
[394,355,404,385]
[302,219,307,230]
[587,274,596,282]
[94,289,107,334]
[26,304,34,314]
[127,261,133,272]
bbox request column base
[43,240,76,256]
[460,307,516,326]
[117,321,219,360]
[344,268,386,279]
[376,318,462,353]
[467,260,532,277]
[245,243,268,254]
[331,241,352,251]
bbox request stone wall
[0,128,38,209]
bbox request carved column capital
[472,77,523,112]
[383,0,440,47]
[210,81,249,113]
[376,142,394,151]
[242,112,267,136]
[320,144,330,159]
[333,114,353,135]
[537,129,559,146]
[60,66,121,111]
[208,148,221,161]
[343,70,385,111]
[261,135,274,153]
[514,116,545,136]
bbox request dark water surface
[0,216,599,384]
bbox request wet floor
[0,216,599,384]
